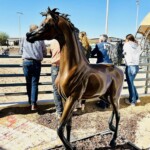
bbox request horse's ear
[40,12,47,17]
[47,7,51,13]
[52,8,59,13]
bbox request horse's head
[26,7,64,43]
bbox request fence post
[145,56,150,94]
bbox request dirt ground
[0,96,150,150]
[29,97,150,149]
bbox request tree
[0,32,9,46]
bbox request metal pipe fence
[0,55,150,105]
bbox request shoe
[130,103,135,107]
[136,99,141,103]
[81,104,85,112]
[125,99,131,105]
[31,104,37,111]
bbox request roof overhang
[137,13,150,38]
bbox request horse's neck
[59,30,88,72]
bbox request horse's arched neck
[55,34,65,49]
[56,25,88,72]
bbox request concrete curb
[0,94,150,109]
[0,99,54,108]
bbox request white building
[7,37,19,46]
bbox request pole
[136,0,139,32]
[17,12,23,45]
[105,0,109,35]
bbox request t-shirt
[49,39,60,65]
[20,38,46,61]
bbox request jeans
[23,60,41,105]
[125,65,139,104]
[51,66,63,114]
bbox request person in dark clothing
[91,34,112,110]
[116,40,124,66]
[91,34,112,64]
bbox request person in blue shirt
[91,34,112,110]
[91,34,112,63]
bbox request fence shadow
[0,104,55,118]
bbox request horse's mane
[41,7,79,32]
[60,12,79,32]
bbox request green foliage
[0,32,9,45]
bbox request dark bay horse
[26,7,124,149]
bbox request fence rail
[0,73,51,77]
[0,64,51,67]
[0,91,53,96]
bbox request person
[116,40,124,66]
[91,34,112,110]
[79,31,91,62]
[20,24,47,110]
[91,34,112,63]
[123,34,142,106]
[2,46,9,55]
[78,31,92,111]
[49,39,63,118]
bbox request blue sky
[0,0,149,39]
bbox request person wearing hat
[20,24,47,110]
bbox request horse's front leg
[57,96,78,150]
[66,115,72,142]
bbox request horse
[26,7,124,150]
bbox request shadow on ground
[0,104,55,118]
[0,96,150,118]
[50,141,140,150]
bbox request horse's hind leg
[108,111,115,131]
[57,96,77,150]
[109,109,120,147]
[109,94,120,147]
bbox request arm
[42,41,47,57]
[19,38,24,55]
[91,44,98,57]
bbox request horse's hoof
[109,139,116,148]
